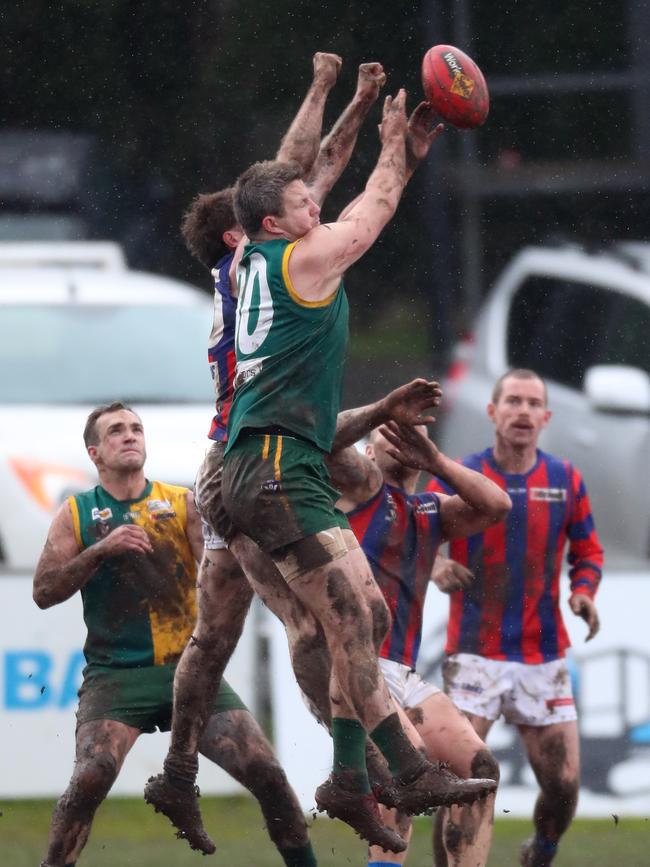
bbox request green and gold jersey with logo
[69,481,197,671]
[226,238,349,453]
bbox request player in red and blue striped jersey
[327,420,511,867]
[426,369,604,867]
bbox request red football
[421,44,489,129]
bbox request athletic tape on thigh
[274,527,348,582]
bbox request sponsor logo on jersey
[146,499,176,521]
[234,361,264,389]
[91,507,112,521]
[124,510,140,521]
[415,499,439,515]
[385,492,397,522]
[530,487,567,502]
[147,499,172,512]
[507,487,528,496]
[261,479,282,493]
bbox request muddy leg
[199,709,314,861]
[517,721,579,866]
[231,533,332,728]
[168,548,252,763]
[415,701,497,867]
[43,719,138,866]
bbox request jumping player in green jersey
[147,53,410,855]
[33,403,319,867]
[217,91,496,848]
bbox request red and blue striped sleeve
[565,463,603,599]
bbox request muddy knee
[68,752,118,808]
[471,747,500,784]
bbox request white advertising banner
[0,575,257,797]
[269,570,650,817]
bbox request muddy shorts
[222,432,350,553]
[379,657,440,709]
[194,441,233,550]
[442,653,577,727]
[76,663,246,733]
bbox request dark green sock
[331,717,371,793]
[280,841,318,867]
[370,712,427,779]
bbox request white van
[440,243,650,560]
[0,242,215,569]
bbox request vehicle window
[507,276,650,388]
[0,304,214,404]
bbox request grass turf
[1,796,648,866]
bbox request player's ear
[487,402,496,422]
[542,408,552,427]
[261,214,281,235]
[87,446,99,466]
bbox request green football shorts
[76,663,246,733]
[222,432,350,553]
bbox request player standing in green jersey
[33,403,320,867]
[218,92,496,848]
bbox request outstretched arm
[336,99,444,221]
[288,89,410,301]
[379,421,512,539]
[275,52,342,171]
[307,62,386,206]
[331,378,442,453]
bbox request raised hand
[380,89,408,143]
[379,419,440,473]
[406,101,445,169]
[313,52,343,88]
[356,62,387,104]
[380,378,442,427]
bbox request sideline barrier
[0,575,256,797]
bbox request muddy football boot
[144,773,216,854]
[315,773,407,852]
[388,760,497,815]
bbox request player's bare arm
[33,502,153,609]
[327,444,382,512]
[275,51,342,170]
[569,593,600,641]
[330,378,442,453]
[431,555,474,594]
[287,89,410,301]
[335,98,443,222]
[307,62,386,205]
[379,420,511,539]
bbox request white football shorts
[379,657,440,709]
[442,653,577,726]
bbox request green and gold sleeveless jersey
[69,481,197,671]
[226,238,349,453]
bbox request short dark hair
[233,160,304,237]
[181,188,237,269]
[83,402,139,448]
[491,369,547,404]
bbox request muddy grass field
[1,796,648,866]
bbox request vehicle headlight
[9,458,94,512]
